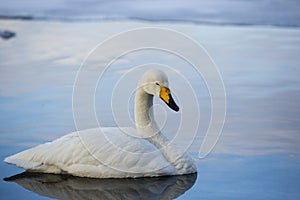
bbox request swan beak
[160,86,179,112]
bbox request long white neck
[134,87,155,130]
[134,87,196,174]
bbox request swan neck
[134,88,155,129]
[134,87,197,174]
[134,88,178,162]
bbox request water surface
[0,19,299,199]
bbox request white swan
[4,70,197,178]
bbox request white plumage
[5,70,197,178]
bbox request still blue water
[0,18,300,199]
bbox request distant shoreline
[1,15,300,29]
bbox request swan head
[139,70,179,112]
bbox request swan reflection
[4,172,197,199]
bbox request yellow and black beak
[159,86,179,112]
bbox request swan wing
[5,128,176,178]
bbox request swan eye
[155,82,160,86]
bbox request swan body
[5,70,197,178]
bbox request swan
[4,69,197,178]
